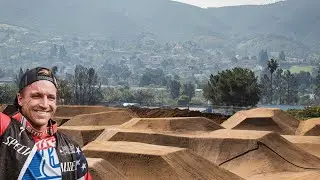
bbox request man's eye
[32,94,41,98]
[48,96,56,100]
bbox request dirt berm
[283,135,320,158]
[61,110,138,126]
[296,118,320,136]
[87,158,128,180]
[221,108,300,135]
[120,117,223,134]
[96,129,320,178]
[83,141,244,180]
[54,105,123,118]
[58,126,106,147]
[129,107,229,124]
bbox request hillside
[0,0,319,56]
[0,0,227,41]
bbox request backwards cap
[18,67,58,92]
[13,67,58,109]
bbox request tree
[181,82,195,102]
[72,65,103,105]
[259,74,271,104]
[283,70,299,105]
[168,80,181,100]
[133,89,155,106]
[0,84,17,104]
[139,68,167,87]
[259,50,269,65]
[203,67,260,107]
[59,45,67,60]
[14,68,25,88]
[278,51,286,62]
[267,59,279,104]
[313,66,320,104]
[273,68,286,104]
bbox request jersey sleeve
[0,112,11,136]
[75,146,92,180]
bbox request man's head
[15,67,58,130]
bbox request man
[0,67,92,180]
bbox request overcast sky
[172,0,284,8]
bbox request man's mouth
[34,110,51,115]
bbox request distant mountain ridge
[0,0,319,55]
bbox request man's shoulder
[0,112,12,136]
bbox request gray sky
[172,0,284,8]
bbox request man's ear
[17,93,23,106]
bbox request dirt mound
[54,105,123,118]
[97,129,320,178]
[83,141,244,180]
[296,118,320,136]
[58,126,106,147]
[87,158,128,180]
[221,108,300,135]
[248,171,320,180]
[62,110,138,126]
[283,135,320,158]
[129,107,229,124]
[120,117,223,133]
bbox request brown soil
[54,105,123,118]
[83,141,244,180]
[87,158,129,180]
[283,135,320,158]
[221,108,300,135]
[296,118,320,136]
[58,126,106,147]
[62,110,138,126]
[248,171,320,180]
[96,129,320,178]
[120,117,223,133]
[129,107,229,124]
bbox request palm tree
[267,59,279,104]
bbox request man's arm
[0,112,11,136]
[75,146,92,180]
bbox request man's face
[17,80,57,130]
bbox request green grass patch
[286,106,320,120]
[288,65,314,73]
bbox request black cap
[13,67,58,111]
[18,67,57,92]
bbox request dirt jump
[61,110,139,126]
[54,105,123,118]
[129,106,229,124]
[82,141,244,180]
[87,158,129,180]
[58,126,106,147]
[283,135,320,158]
[221,108,300,135]
[119,117,223,134]
[96,128,320,179]
[296,118,320,136]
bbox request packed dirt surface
[283,135,320,158]
[54,105,123,118]
[83,141,244,180]
[4,105,319,179]
[96,128,320,178]
[58,126,106,147]
[296,118,320,136]
[120,117,223,134]
[222,108,300,135]
[62,110,138,126]
[129,107,229,124]
[87,158,129,180]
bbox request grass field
[288,65,314,73]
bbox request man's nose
[39,96,49,108]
